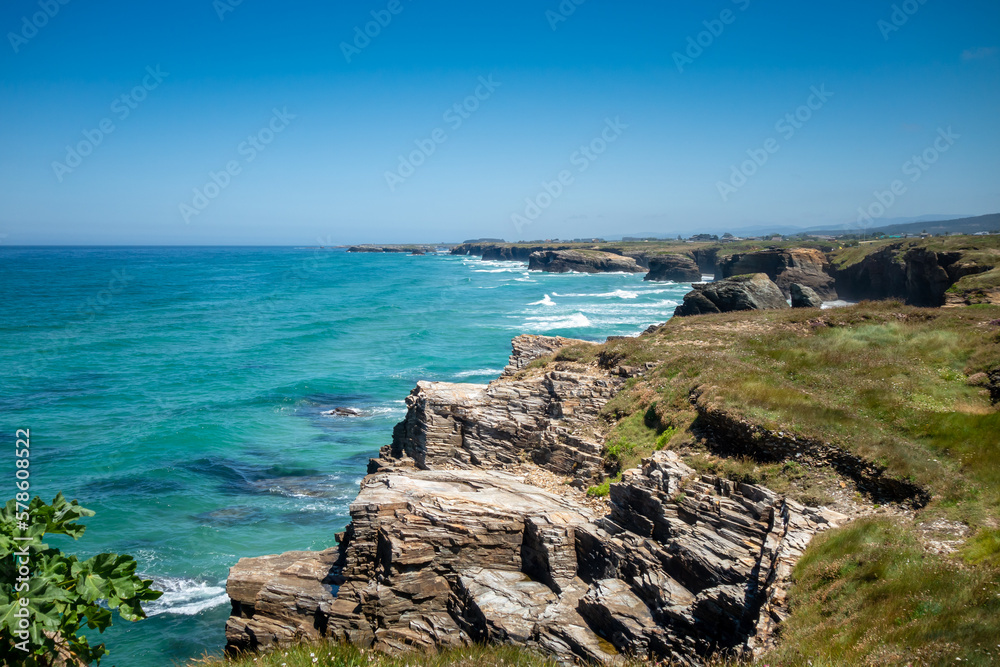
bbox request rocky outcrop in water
[528,250,645,274]
[225,335,855,665]
[348,245,434,254]
[451,243,572,262]
[644,255,702,283]
[718,249,836,300]
[674,274,789,317]
[790,283,822,308]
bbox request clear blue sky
[1,0,997,244]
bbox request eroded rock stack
[644,254,702,283]
[224,335,849,665]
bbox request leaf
[0,496,155,665]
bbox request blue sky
[0,0,997,244]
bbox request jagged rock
[674,274,789,317]
[501,335,595,377]
[528,250,645,274]
[225,549,341,653]
[790,283,823,308]
[226,445,848,664]
[644,255,702,283]
[381,336,618,483]
[718,248,837,300]
[224,335,862,665]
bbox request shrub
[0,494,162,665]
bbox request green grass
[193,643,563,667]
[587,473,620,498]
[963,529,1000,568]
[765,519,1000,667]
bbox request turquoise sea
[0,247,695,666]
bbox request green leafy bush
[1,493,162,665]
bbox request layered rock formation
[644,255,702,283]
[225,335,853,665]
[379,337,615,485]
[718,248,836,300]
[674,274,789,317]
[528,250,646,274]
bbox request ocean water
[0,247,692,666]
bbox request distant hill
[864,213,1000,237]
[805,214,1000,238]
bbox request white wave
[453,368,504,379]
[551,289,639,299]
[529,294,557,306]
[634,287,689,295]
[474,268,521,273]
[522,313,592,330]
[821,300,856,310]
[145,577,229,617]
[366,405,407,417]
[299,500,355,513]
[701,275,715,282]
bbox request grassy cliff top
[829,234,1000,268]
[463,238,839,258]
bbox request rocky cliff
[528,250,646,274]
[225,335,852,665]
[451,243,573,262]
[831,242,997,307]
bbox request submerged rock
[674,273,789,317]
[321,407,364,417]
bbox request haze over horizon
[1,0,998,246]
